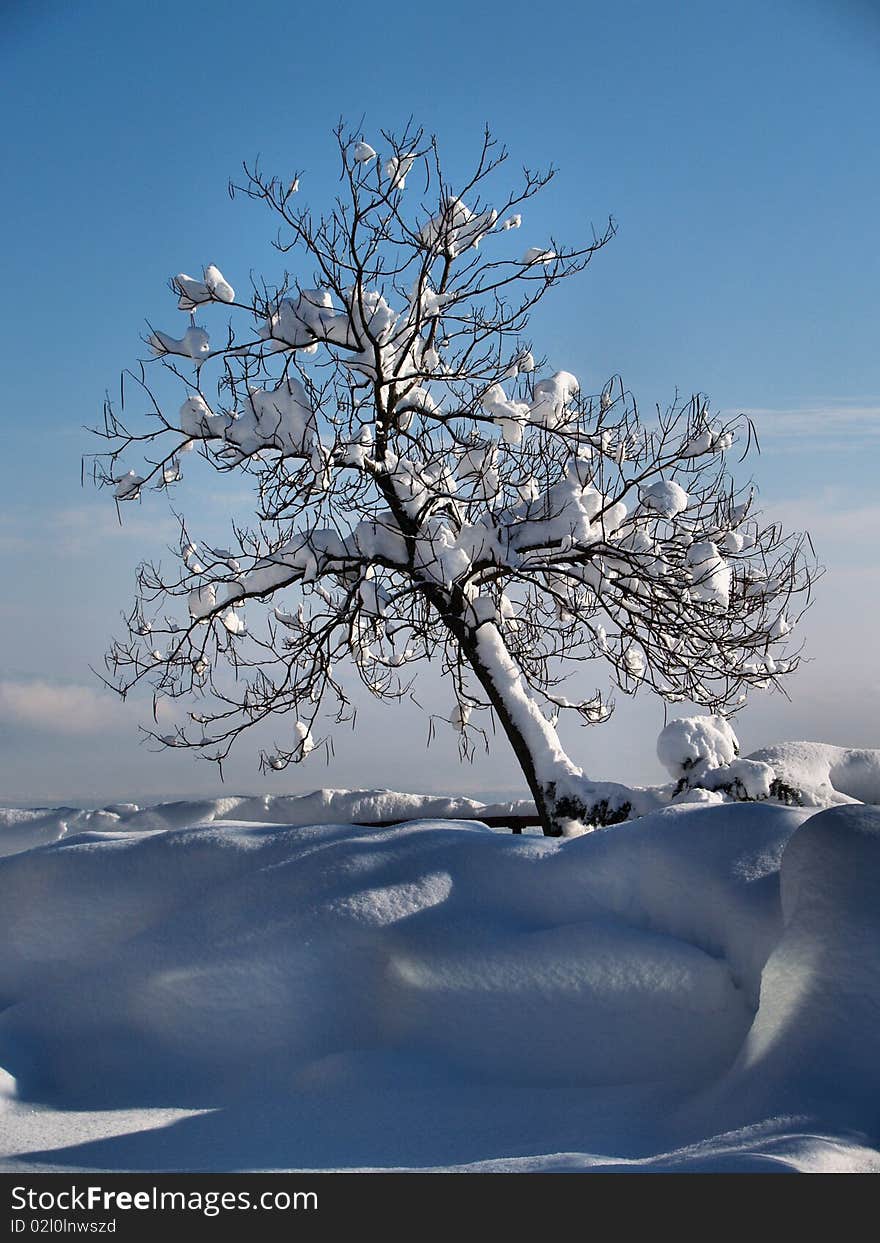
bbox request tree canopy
[91,122,817,834]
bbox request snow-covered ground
[0,781,878,1173]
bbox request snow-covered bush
[658,714,773,803]
[657,716,880,809]
[91,122,817,835]
[658,715,740,782]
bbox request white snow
[0,792,877,1173]
[640,479,689,517]
[702,758,776,801]
[521,247,556,265]
[112,470,144,501]
[219,607,245,635]
[529,370,579,429]
[682,427,735,457]
[745,739,880,807]
[149,325,211,362]
[687,540,731,608]
[481,382,530,443]
[474,622,582,787]
[293,720,314,756]
[0,789,535,858]
[657,714,739,781]
[173,265,235,310]
[177,376,324,468]
[419,197,498,257]
[188,583,217,619]
[384,152,416,189]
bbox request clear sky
[1,0,878,805]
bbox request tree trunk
[460,622,589,836]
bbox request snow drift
[0,789,534,859]
[0,793,878,1172]
[745,740,880,806]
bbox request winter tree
[91,122,817,836]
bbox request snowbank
[0,789,534,859]
[682,803,880,1143]
[0,796,877,1172]
[744,740,880,807]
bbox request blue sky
[1,0,878,804]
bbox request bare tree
[90,121,818,836]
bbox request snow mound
[745,740,880,807]
[0,798,877,1171]
[687,804,880,1139]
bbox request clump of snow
[686,541,731,608]
[658,715,739,781]
[520,247,556,265]
[188,583,217,620]
[530,371,579,429]
[702,758,776,801]
[112,470,144,501]
[179,393,227,439]
[420,197,497,257]
[682,427,735,457]
[481,382,530,444]
[259,289,339,353]
[671,786,727,807]
[148,326,211,362]
[384,152,416,189]
[173,265,235,311]
[220,607,245,635]
[622,646,646,680]
[769,611,791,639]
[640,479,689,518]
[293,720,314,757]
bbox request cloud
[49,505,179,555]
[763,488,880,563]
[739,400,880,449]
[0,680,127,736]
[1,501,180,558]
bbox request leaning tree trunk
[459,622,633,836]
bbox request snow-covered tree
[92,122,817,836]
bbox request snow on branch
[88,121,819,833]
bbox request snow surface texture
[0,797,878,1173]
[0,790,533,859]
